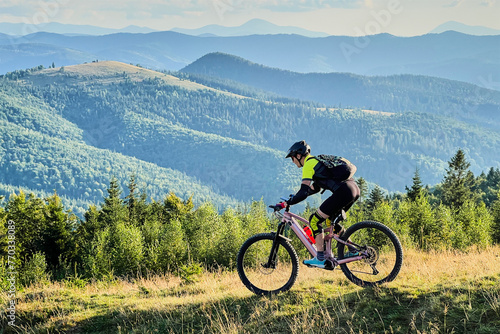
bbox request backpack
[315,154,357,182]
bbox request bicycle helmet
[285,140,311,159]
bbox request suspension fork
[263,222,288,269]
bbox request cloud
[0,0,206,21]
[480,0,497,6]
[443,0,466,7]
[207,0,364,14]
[254,0,364,11]
[0,0,373,27]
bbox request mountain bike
[236,199,403,296]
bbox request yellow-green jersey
[302,155,356,192]
[287,154,357,206]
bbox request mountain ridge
[0,22,157,36]
[171,19,330,37]
[0,31,498,88]
[430,21,500,36]
[181,52,500,129]
[27,61,248,99]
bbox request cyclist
[276,140,360,268]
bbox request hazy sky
[1,0,499,36]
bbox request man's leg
[303,209,329,268]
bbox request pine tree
[125,174,148,226]
[5,191,45,262]
[406,167,425,201]
[441,149,477,209]
[479,168,500,206]
[356,177,368,202]
[492,191,500,243]
[74,204,101,269]
[100,176,126,226]
[125,173,138,223]
[41,192,76,270]
[163,192,194,223]
[366,185,385,214]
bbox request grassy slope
[2,247,500,333]
[27,61,247,99]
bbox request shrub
[213,209,244,268]
[492,196,500,243]
[398,194,435,250]
[432,204,454,250]
[141,219,163,273]
[157,218,186,271]
[109,222,144,276]
[20,252,50,286]
[86,228,112,278]
[183,203,221,266]
[453,200,492,250]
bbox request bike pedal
[324,260,335,271]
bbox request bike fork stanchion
[264,222,286,269]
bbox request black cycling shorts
[319,179,360,217]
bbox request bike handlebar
[269,196,293,212]
[268,204,284,212]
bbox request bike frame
[274,210,364,267]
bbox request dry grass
[23,61,248,99]
[2,246,500,333]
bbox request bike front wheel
[237,233,299,295]
[338,220,403,287]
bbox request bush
[183,203,221,266]
[109,222,144,276]
[20,252,50,286]
[141,219,163,273]
[157,218,186,271]
[432,204,454,250]
[398,195,435,250]
[492,197,500,244]
[86,228,112,278]
[213,209,244,268]
[453,201,492,249]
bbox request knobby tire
[338,220,403,287]
[237,233,299,296]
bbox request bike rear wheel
[337,220,403,287]
[237,233,299,295]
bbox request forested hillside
[0,64,248,216]
[1,60,500,216]
[182,53,500,130]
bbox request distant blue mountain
[0,22,156,36]
[430,21,500,36]
[171,19,330,37]
[0,42,97,73]
[0,31,498,89]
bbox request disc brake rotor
[364,246,379,265]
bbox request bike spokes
[338,221,403,287]
[237,233,299,295]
